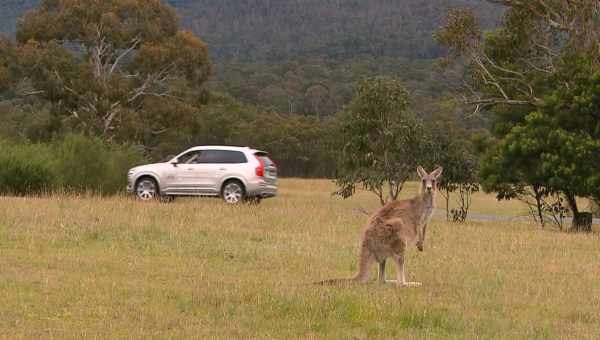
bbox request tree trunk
[565,192,592,232]
[572,212,593,233]
[592,199,600,218]
[445,189,450,222]
[533,185,545,228]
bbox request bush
[0,140,56,195]
[0,135,147,196]
[53,134,147,195]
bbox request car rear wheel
[135,177,158,201]
[222,180,245,204]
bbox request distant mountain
[177,0,501,62]
[0,0,502,117]
[1,0,501,62]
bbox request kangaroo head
[417,166,443,194]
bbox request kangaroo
[318,166,442,286]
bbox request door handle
[187,168,194,171]
[219,167,227,171]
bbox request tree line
[0,0,598,232]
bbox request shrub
[0,140,56,195]
[0,135,147,196]
[53,134,147,195]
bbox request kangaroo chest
[421,205,434,226]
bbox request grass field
[1,179,599,339]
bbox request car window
[177,150,202,164]
[255,152,274,167]
[196,150,248,164]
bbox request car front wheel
[135,177,158,201]
[222,180,245,204]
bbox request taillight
[255,155,264,177]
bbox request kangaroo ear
[431,166,443,178]
[417,166,427,179]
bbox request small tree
[335,77,433,205]
[433,119,479,222]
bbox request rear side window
[255,152,275,167]
[197,150,248,164]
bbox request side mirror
[170,159,179,167]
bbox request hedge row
[0,134,147,195]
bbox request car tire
[221,180,245,204]
[135,177,159,201]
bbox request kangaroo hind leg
[378,260,386,283]
[389,253,421,287]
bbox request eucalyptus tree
[436,1,600,231]
[12,0,211,139]
[335,77,434,205]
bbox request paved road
[433,210,600,224]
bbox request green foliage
[155,92,339,178]
[431,118,479,222]
[0,135,147,195]
[481,57,600,199]
[0,100,56,142]
[0,35,19,94]
[53,134,147,194]
[0,140,55,195]
[440,2,600,230]
[1,1,499,142]
[0,1,495,180]
[9,0,211,139]
[335,77,433,204]
[434,8,481,57]
[209,57,459,119]
[2,1,502,62]
[175,0,500,62]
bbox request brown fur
[317,166,442,287]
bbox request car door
[194,150,230,193]
[169,150,206,193]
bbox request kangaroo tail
[314,278,357,285]
[316,244,375,285]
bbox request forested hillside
[0,0,501,180]
[0,1,501,116]
[1,0,499,62]
[177,0,500,62]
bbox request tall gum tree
[13,0,211,139]
[436,1,600,231]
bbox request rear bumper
[246,179,277,198]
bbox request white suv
[127,146,277,204]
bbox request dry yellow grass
[0,179,599,339]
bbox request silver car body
[127,146,277,199]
